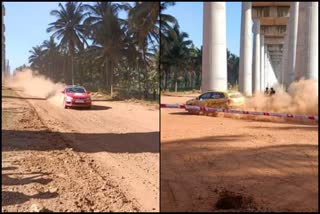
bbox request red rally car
[62,85,92,109]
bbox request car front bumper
[65,101,91,107]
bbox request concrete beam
[264,37,284,45]
[260,25,286,37]
[269,50,284,55]
[267,44,283,51]
[259,17,289,25]
[252,2,291,7]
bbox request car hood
[186,98,197,104]
[66,92,90,98]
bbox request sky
[3,1,129,73]
[164,2,242,55]
[3,2,241,73]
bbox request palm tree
[83,2,128,95]
[128,2,163,98]
[28,46,45,73]
[47,2,87,85]
[187,44,202,89]
[128,2,159,51]
[160,2,178,48]
[161,24,192,92]
[41,36,59,80]
[227,49,239,86]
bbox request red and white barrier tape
[160,104,318,121]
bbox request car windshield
[66,87,86,93]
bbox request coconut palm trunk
[71,53,74,85]
[109,60,113,97]
[105,56,109,90]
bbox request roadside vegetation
[16,2,172,101]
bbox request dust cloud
[5,69,66,107]
[243,79,318,116]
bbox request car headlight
[66,96,73,102]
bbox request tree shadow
[2,173,53,186]
[2,166,18,171]
[2,164,56,207]
[243,117,318,125]
[2,95,46,100]
[164,134,249,145]
[2,191,58,206]
[250,125,318,131]
[2,108,28,114]
[2,129,159,154]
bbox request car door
[205,92,227,108]
[196,92,212,106]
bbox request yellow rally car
[186,91,245,113]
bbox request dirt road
[2,86,159,212]
[161,95,318,212]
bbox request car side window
[199,92,211,100]
[209,92,225,99]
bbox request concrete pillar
[267,53,278,87]
[239,2,252,96]
[286,2,299,85]
[281,33,289,86]
[305,2,318,80]
[295,2,307,80]
[260,35,265,91]
[266,53,272,86]
[264,48,268,88]
[202,2,227,92]
[267,54,272,86]
[252,19,260,94]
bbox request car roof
[66,85,84,88]
[202,90,243,96]
[203,90,227,93]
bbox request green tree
[227,49,239,87]
[41,36,59,80]
[28,46,45,73]
[161,24,192,92]
[47,2,87,85]
[83,2,128,96]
